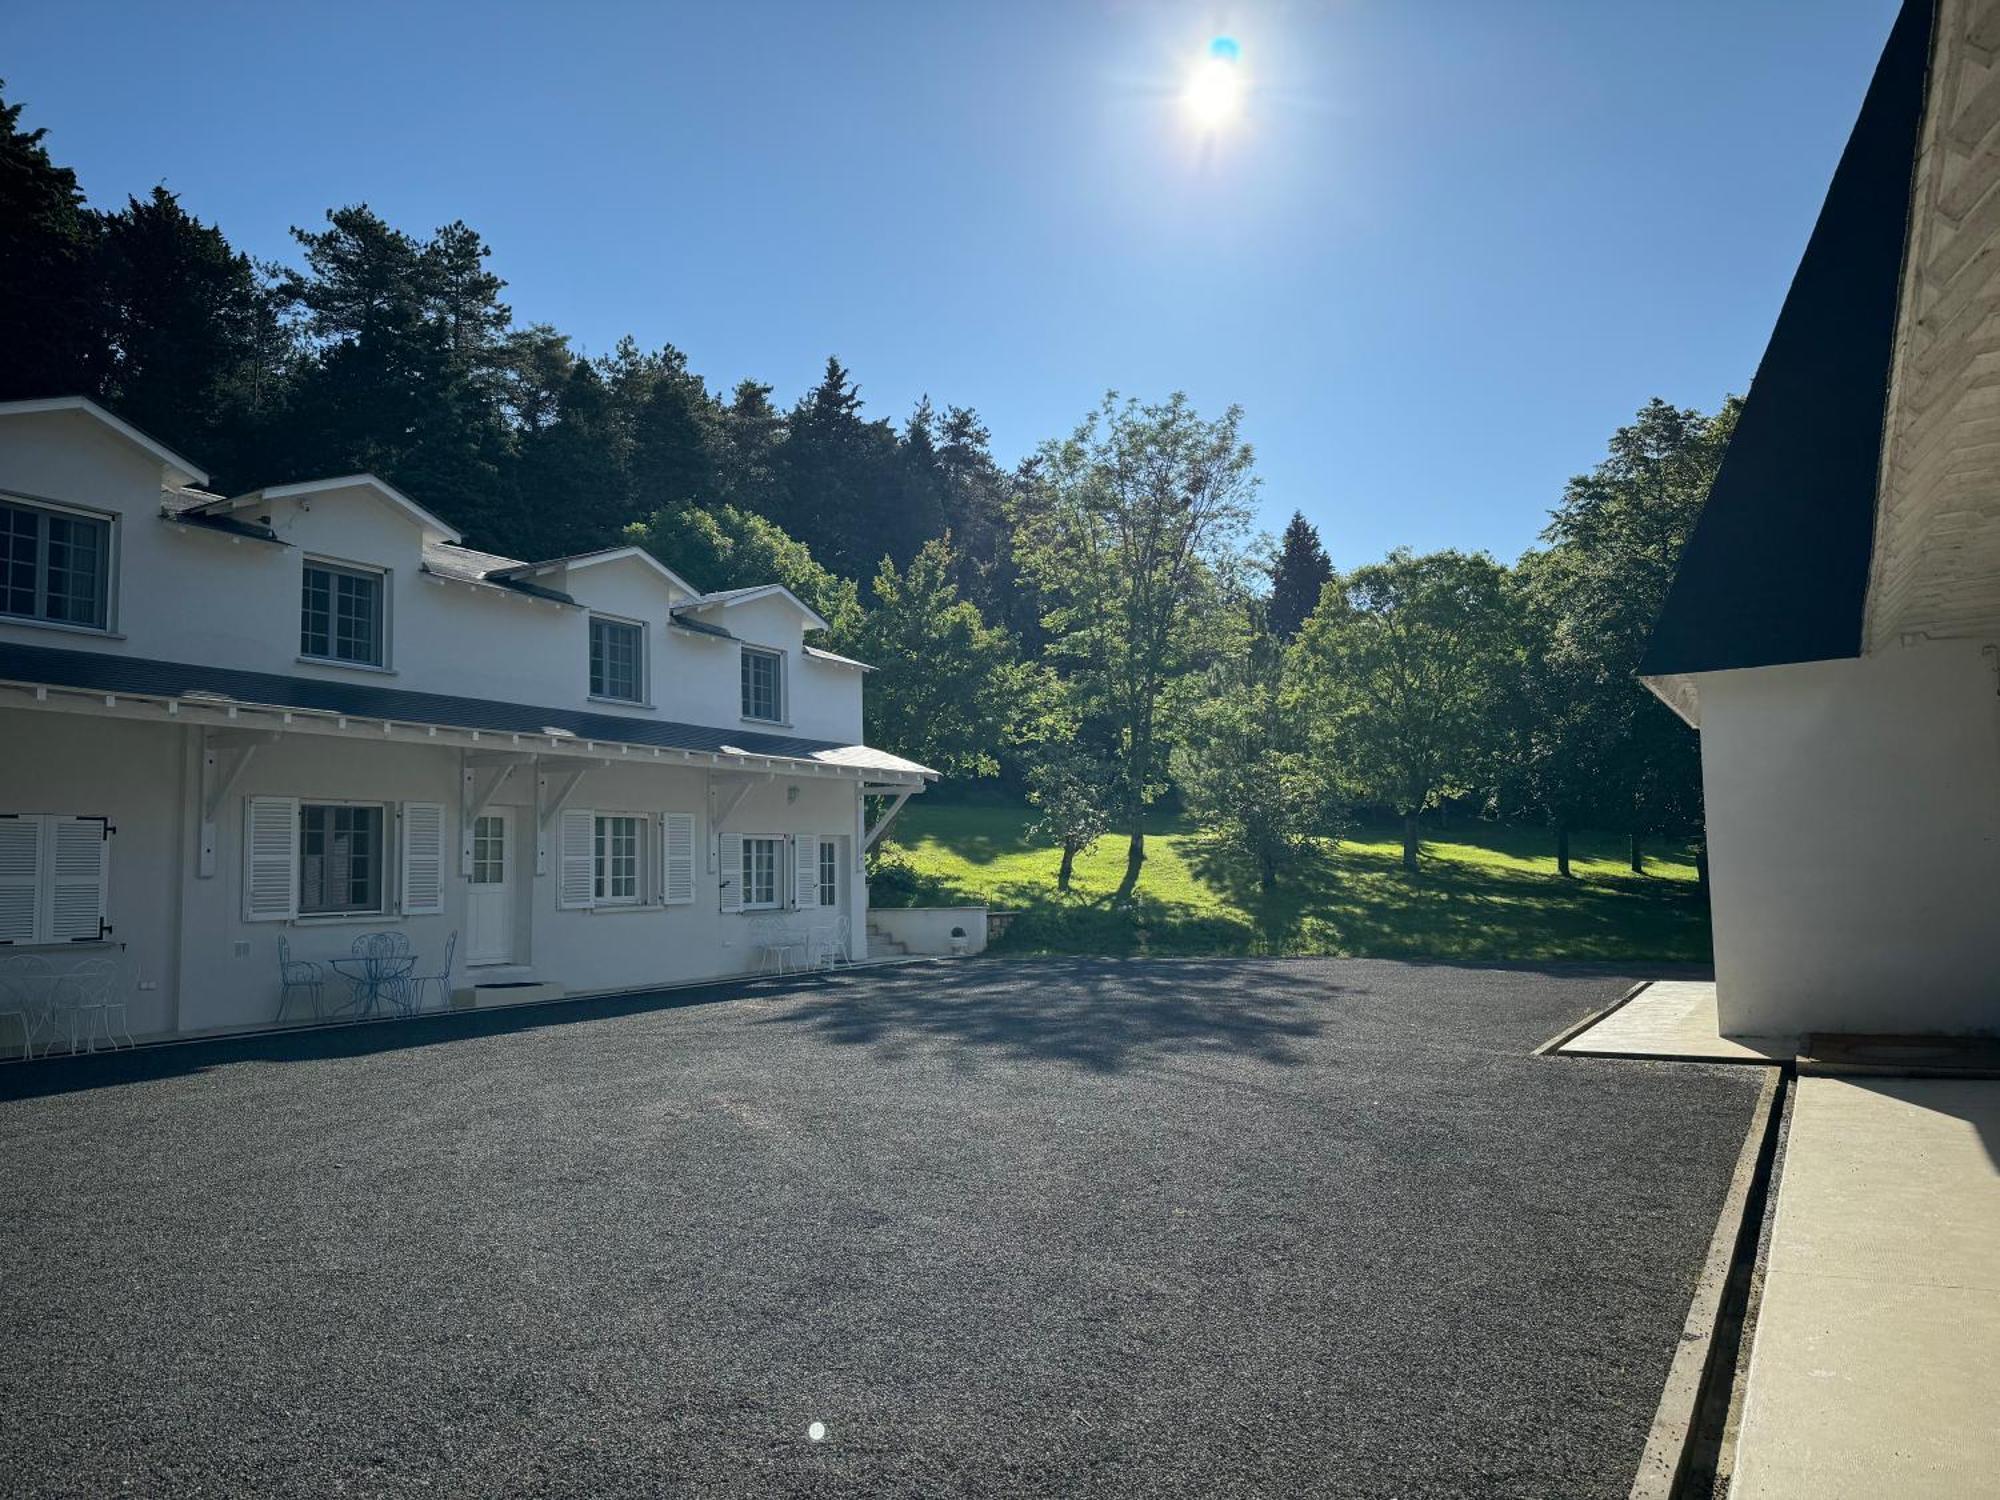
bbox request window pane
[301,567,331,657]
[298,803,383,914]
[0,504,41,619]
[590,618,640,701]
[43,513,105,626]
[595,815,640,901]
[0,502,109,627]
[741,649,780,720]
[819,841,838,906]
[303,563,382,664]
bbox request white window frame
[739,835,783,910]
[593,813,645,907]
[818,837,840,908]
[740,646,785,724]
[297,800,391,919]
[300,556,390,671]
[588,613,648,705]
[0,493,116,635]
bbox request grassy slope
[879,803,1712,964]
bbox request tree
[1025,745,1118,893]
[276,205,514,537]
[1538,397,1739,871]
[0,85,104,403]
[853,535,1023,779]
[1267,511,1333,642]
[1174,618,1335,891]
[1013,392,1257,897]
[626,502,863,647]
[95,187,288,488]
[775,356,908,576]
[1294,548,1516,872]
[507,359,628,558]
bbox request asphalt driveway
[0,958,1757,1498]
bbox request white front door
[467,809,513,966]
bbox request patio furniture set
[278,931,457,1024]
[0,954,133,1060]
[749,913,855,976]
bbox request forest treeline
[1,87,1724,895]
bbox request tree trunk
[1117,823,1145,900]
[1695,841,1710,904]
[1401,812,1420,873]
[1259,850,1276,893]
[1629,832,1644,875]
[1555,822,1572,879]
[1057,843,1076,893]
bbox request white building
[1643,0,2000,1040]
[0,396,934,1045]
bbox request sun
[1183,37,1244,131]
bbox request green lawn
[876,802,1711,964]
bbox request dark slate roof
[0,642,934,778]
[670,613,736,640]
[420,542,578,605]
[1641,0,1933,678]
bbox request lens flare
[1183,40,1244,130]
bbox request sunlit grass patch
[878,803,1709,964]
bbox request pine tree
[0,84,106,400]
[1268,510,1333,642]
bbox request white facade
[0,399,931,1044]
[1647,0,2000,1041]
[1696,640,2000,1038]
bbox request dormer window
[740,646,784,723]
[301,559,385,668]
[0,497,111,631]
[589,615,645,703]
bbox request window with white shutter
[660,813,696,905]
[558,807,596,910]
[718,833,743,913]
[0,817,45,944]
[793,835,819,911]
[47,817,109,941]
[0,815,113,945]
[399,802,447,916]
[243,796,299,922]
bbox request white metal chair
[749,915,810,976]
[808,915,853,971]
[0,967,43,1061]
[72,958,131,1051]
[402,931,457,1012]
[276,935,324,1023]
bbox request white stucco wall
[0,703,871,1041]
[0,408,864,744]
[1698,638,2000,1037]
[868,906,988,957]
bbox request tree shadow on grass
[1185,837,1712,963]
[754,955,1337,1074]
[934,833,1713,966]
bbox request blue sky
[2,1,1900,567]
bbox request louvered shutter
[243,797,299,922]
[399,802,447,916]
[718,833,743,913]
[558,808,596,909]
[661,813,695,905]
[48,817,109,941]
[793,835,819,910]
[0,817,42,945]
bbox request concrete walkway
[1557,980,1792,1064]
[1730,1076,2000,1497]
